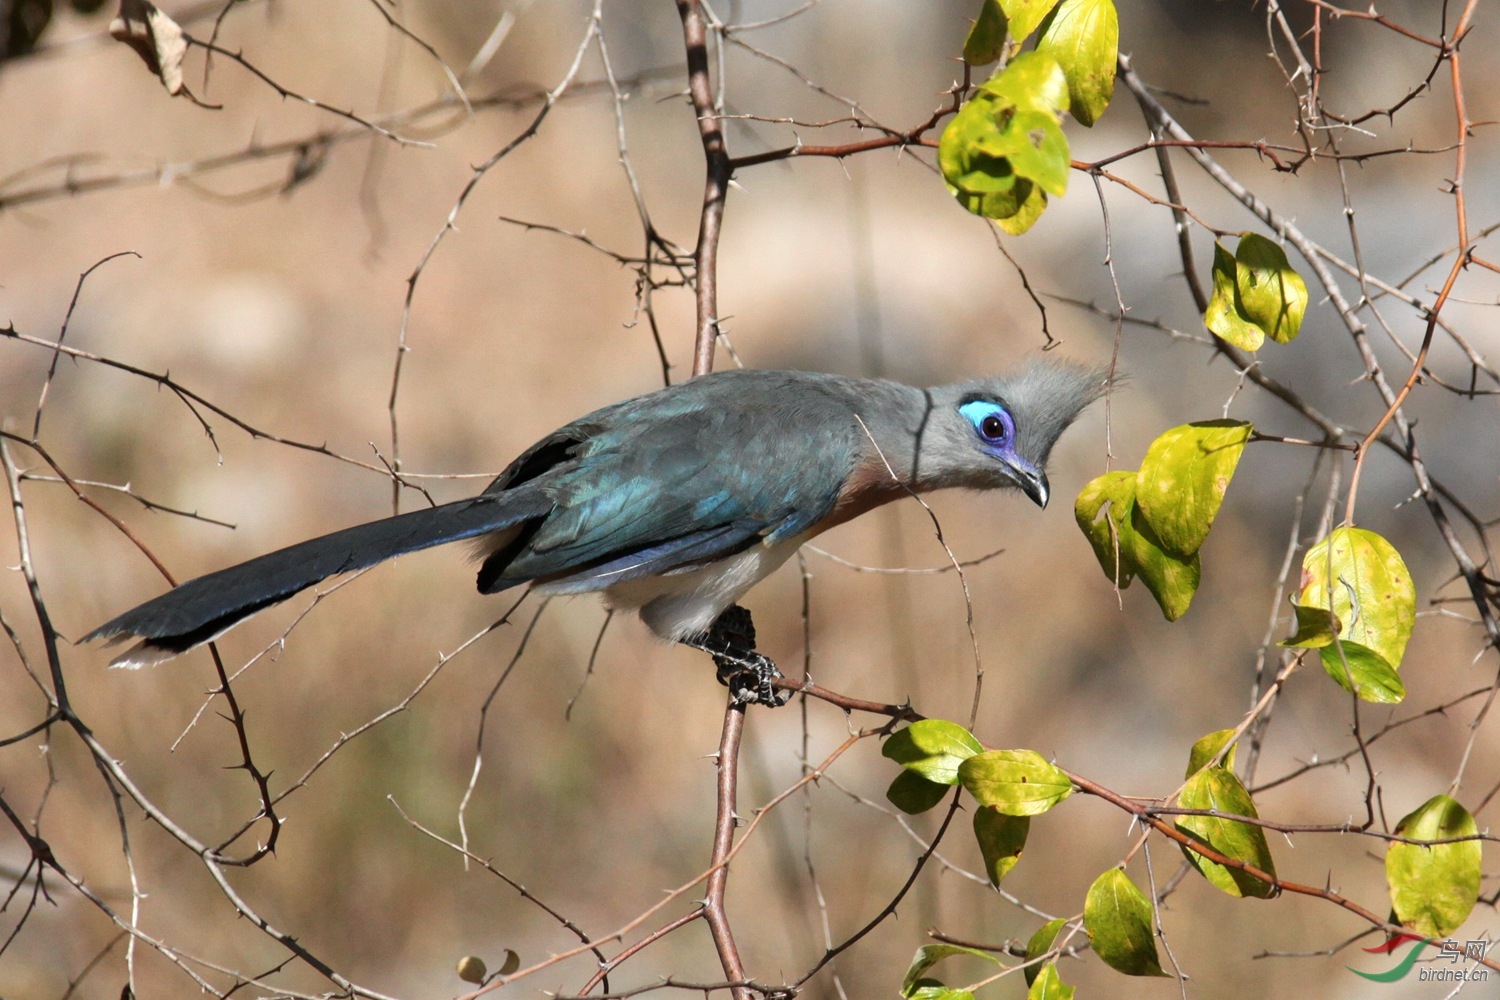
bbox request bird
[85,362,1105,703]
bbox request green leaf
[1135,420,1252,558]
[1204,241,1265,350]
[1288,527,1416,702]
[1026,963,1075,1000]
[887,769,953,815]
[1319,641,1407,704]
[1035,0,1118,126]
[901,944,999,997]
[1234,233,1308,344]
[1083,869,1168,977]
[964,0,1008,65]
[999,0,1062,42]
[882,720,984,785]
[1025,918,1067,986]
[1074,470,1202,620]
[958,749,1073,815]
[973,807,1030,885]
[1387,795,1482,939]
[1185,729,1237,777]
[1177,767,1278,898]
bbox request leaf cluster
[1074,421,1251,620]
[941,0,1118,232]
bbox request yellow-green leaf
[1135,420,1252,558]
[1074,470,1137,587]
[939,93,1035,221]
[1036,0,1118,126]
[973,807,1030,885]
[1204,235,1309,348]
[1127,501,1202,621]
[1281,601,1340,649]
[999,0,1062,42]
[996,182,1049,234]
[1083,869,1168,976]
[1302,527,1416,667]
[1387,795,1482,938]
[1290,527,1415,702]
[958,749,1073,815]
[1235,233,1307,344]
[887,769,952,815]
[940,94,1024,193]
[1185,728,1237,777]
[993,108,1070,196]
[902,944,999,998]
[974,52,1070,195]
[1319,640,1407,704]
[977,49,1070,115]
[1025,918,1067,986]
[941,53,1070,222]
[964,0,1008,65]
[1026,962,1075,1000]
[1204,241,1265,350]
[1074,470,1202,620]
[882,719,984,785]
[1177,767,1277,898]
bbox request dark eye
[959,400,1013,447]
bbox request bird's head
[911,359,1111,507]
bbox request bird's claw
[715,650,789,707]
[689,605,791,708]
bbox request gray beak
[1015,465,1050,509]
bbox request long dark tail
[85,491,548,667]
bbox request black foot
[684,605,791,708]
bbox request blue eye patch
[959,400,1014,447]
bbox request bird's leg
[681,605,790,707]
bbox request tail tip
[106,641,181,669]
[81,622,186,668]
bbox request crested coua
[86,362,1106,703]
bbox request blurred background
[1,1,1497,997]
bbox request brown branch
[677,0,731,377]
[729,132,940,170]
[725,74,962,173]
[704,704,751,999]
[1305,0,1451,49]
[184,36,426,145]
[1066,768,1500,973]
